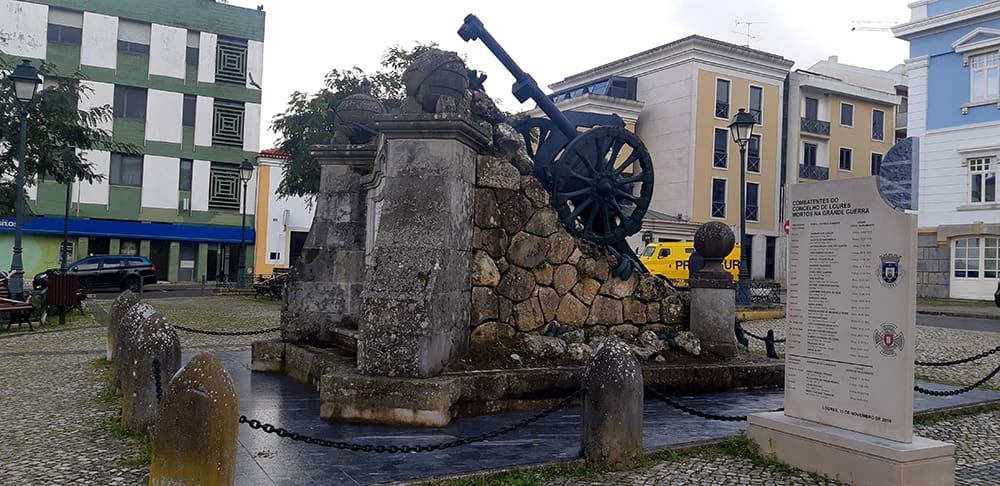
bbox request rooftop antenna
[733,20,767,48]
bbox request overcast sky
[226,0,913,149]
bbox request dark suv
[33,255,157,292]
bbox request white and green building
[0,0,265,282]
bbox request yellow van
[639,242,741,287]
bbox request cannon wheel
[552,126,654,246]
[512,117,570,191]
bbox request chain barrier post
[734,319,749,347]
[121,312,181,434]
[151,353,239,486]
[581,338,643,467]
[765,330,779,359]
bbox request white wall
[80,12,117,69]
[917,123,1000,229]
[194,96,213,147]
[262,161,313,265]
[247,39,264,90]
[145,89,183,143]
[191,159,210,211]
[76,150,110,205]
[0,0,47,59]
[148,24,186,79]
[243,103,261,152]
[197,32,217,84]
[141,156,179,210]
[78,80,114,131]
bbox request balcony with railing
[800,117,830,136]
[799,164,829,181]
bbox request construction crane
[733,20,767,48]
[851,20,898,32]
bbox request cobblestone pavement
[1,301,997,485]
[0,295,280,486]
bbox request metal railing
[800,117,830,136]
[799,164,829,180]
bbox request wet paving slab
[198,351,1000,486]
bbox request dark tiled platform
[200,352,1000,486]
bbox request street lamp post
[7,60,42,299]
[237,158,254,289]
[728,108,756,306]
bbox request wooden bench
[0,273,37,331]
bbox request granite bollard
[581,337,643,467]
[150,353,239,486]
[107,290,139,361]
[114,301,155,391]
[688,222,737,357]
[120,311,181,433]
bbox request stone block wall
[470,154,687,348]
[917,232,949,298]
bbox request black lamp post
[237,158,254,288]
[7,60,42,299]
[728,108,756,306]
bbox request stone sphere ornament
[693,221,735,260]
[332,80,385,144]
[402,49,469,113]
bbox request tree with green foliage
[270,42,437,198]
[0,59,139,216]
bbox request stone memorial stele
[747,176,954,486]
[120,312,181,433]
[114,301,155,391]
[107,290,139,361]
[150,353,239,486]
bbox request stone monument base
[747,412,955,486]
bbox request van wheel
[123,276,141,292]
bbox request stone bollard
[114,301,155,391]
[120,311,181,433]
[689,222,738,357]
[107,290,139,361]
[581,337,643,467]
[150,353,240,486]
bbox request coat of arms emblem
[874,323,904,357]
[879,253,902,288]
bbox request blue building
[895,0,1000,299]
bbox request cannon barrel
[459,14,578,139]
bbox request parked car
[33,255,157,292]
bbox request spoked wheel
[552,126,654,246]
[511,117,571,191]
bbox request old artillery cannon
[459,14,654,279]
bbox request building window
[871,152,883,175]
[745,182,759,222]
[747,134,761,173]
[117,19,151,56]
[803,142,817,166]
[216,36,248,85]
[970,52,1000,102]
[179,159,193,191]
[715,79,730,118]
[954,237,1000,280]
[208,162,241,210]
[749,85,763,124]
[872,109,885,141]
[839,147,853,171]
[840,103,854,127]
[804,97,819,120]
[713,128,728,168]
[969,157,996,203]
[47,8,83,46]
[110,153,143,187]
[711,178,726,218]
[183,95,197,128]
[186,30,200,66]
[113,86,147,121]
[212,100,245,147]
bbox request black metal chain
[152,359,163,403]
[915,344,1000,367]
[735,321,786,344]
[239,388,584,453]
[173,324,280,336]
[914,361,1000,397]
[645,386,783,422]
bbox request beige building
[546,35,793,279]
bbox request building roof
[258,148,289,160]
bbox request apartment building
[252,149,313,277]
[895,0,1000,299]
[546,35,793,279]
[0,0,264,282]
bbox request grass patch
[92,358,152,468]
[915,402,1000,426]
[917,297,993,308]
